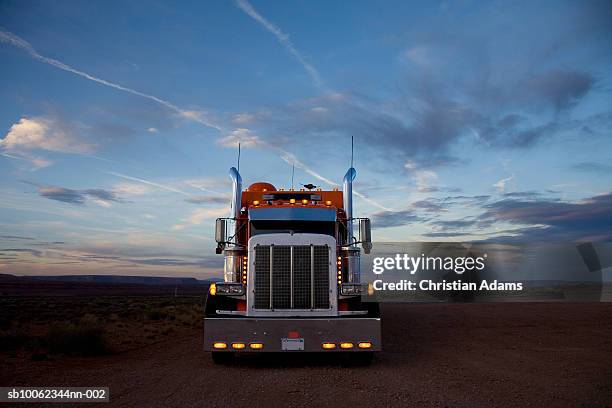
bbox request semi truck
[204,166,381,363]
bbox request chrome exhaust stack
[229,167,242,219]
[343,167,356,246]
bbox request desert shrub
[44,316,109,356]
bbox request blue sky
[1,0,611,278]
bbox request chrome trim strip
[269,244,274,309]
[290,245,294,309]
[310,244,315,309]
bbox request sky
[0,0,611,279]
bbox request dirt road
[2,302,611,407]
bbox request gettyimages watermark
[360,242,612,302]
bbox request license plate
[281,338,304,351]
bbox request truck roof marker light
[262,188,267,192]
[213,342,227,349]
[325,200,332,206]
[249,343,264,350]
[289,198,296,204]
[301,199,308,205]
[253,200,260,206]
[358,342,372,349]
[231,342,246,349]
[322,343,336,350]
[340,342,354,349]
[209,283,216,296]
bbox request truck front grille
[253,245,330,310]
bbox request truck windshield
[250,220,335,237]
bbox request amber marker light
[289,198,296,204]
[213,342,227,349]
[322,343,336,350]
[358,342,372,349]
[301,199,308,205]
[253,200,260,206]
[325,200,332,206]
[231,343,246,349]
[340,342,354,349]
[249,343,264,350]
[209,283,216,296]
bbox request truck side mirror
[215,218,227,243]
[359,218,372,254]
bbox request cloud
[431,219,479,229]
[405,160,439,192]
[36,186,121,206]
[185,195,229,205]
[217,128,262,148]
[171,207,228,231]
[370,209,425,229]
[0,235,35,241]
[187,207,227,225]
[571,162,612,173]
[85,189,120,202]
[0,248,43,257]
[411,199,445,213]
[112,182,154,196]
[481,192,612,241]
[232,112,258,124]
[0,28,220,131]
[0,116,95,167]
[183,177,227,196]
[524,70,595,113]
[39,187,86,204]
[493,176,513,193]
[422,231,470,238]
[1,116,92,153]
[502,191,543,199]
[235,0,322,87]
[107,172,190,196]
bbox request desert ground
[0,280,611,407]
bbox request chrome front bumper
[203,317,381,352]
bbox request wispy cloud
[217,128,263,148]
[493,175,514,194]
[107,172,190,196]
[235,0,322,88]
[0,28,220,131]
[277,148,392,211]
[171,207,228,231]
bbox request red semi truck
[204,166,381,363]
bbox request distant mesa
[0,274,221,286]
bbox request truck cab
[204,167,381,363]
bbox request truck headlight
[215,283,245,296]
[340,283,364,296]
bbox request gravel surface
[2,302,611,407]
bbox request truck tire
[211,352,235,365]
